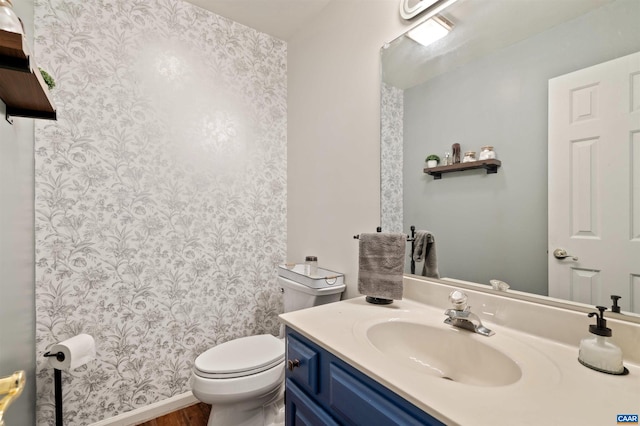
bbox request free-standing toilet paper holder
[43,351,65,426]
[43,334,95,425]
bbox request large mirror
[381,0,640,314]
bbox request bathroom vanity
[279,277,640,425]
[285,328,442,425]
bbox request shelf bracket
[484,163,500,174]
[5,110,13,125]
[6,106,56,121]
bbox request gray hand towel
[358,233,406,300]
[412,230,439,279]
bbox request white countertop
[279,280,640,425]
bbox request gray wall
[403,0,640,295]
[0,1,36,425]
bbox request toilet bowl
[191,264,346,426]
[191,334,285,426]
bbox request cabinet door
[329,364,439,426]
[285,379,340,426]
[285,328,444,426]
[287,334,320,394]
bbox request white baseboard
[90,391,199,426]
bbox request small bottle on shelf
[462,151,476,163]
[443,152,451,166]
[479,146,496,160]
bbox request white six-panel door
[548,51,640,313]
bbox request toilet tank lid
[278,264,345,289]
[195,334,284,375]
[279,276,346,296]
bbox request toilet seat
[194,334,284,379]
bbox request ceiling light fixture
[407,15,453,47]
[400,0,459,21]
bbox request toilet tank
[278,265,346,313]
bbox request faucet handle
[448,290,468,310]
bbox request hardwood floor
[136,402,211,426]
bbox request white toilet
[190,264,345,426]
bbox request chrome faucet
[444,290,494,336]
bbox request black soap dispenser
[578,306,627,375]
[610,295,621,313]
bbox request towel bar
[353,226,417,274]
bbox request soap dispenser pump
[578,306,627,375]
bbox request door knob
[0,370,25,426]
[553,248,578,261]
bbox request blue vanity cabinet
[285,328,445,426]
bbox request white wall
[287,0,412,298]
[0,2,36,425]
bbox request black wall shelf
[0,29,57,123]
[424,159,502,180]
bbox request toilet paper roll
[47,334,96,371]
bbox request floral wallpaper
[380,82,403,233]
[33,0,287,424]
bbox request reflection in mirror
[380,0,640,314]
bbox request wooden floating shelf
[0,29,57,121]
[424,159,502,180]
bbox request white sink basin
[365,320,522,386]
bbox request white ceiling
[183,0,333,40]
[382,0,613,89]
[184,0,614,85]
